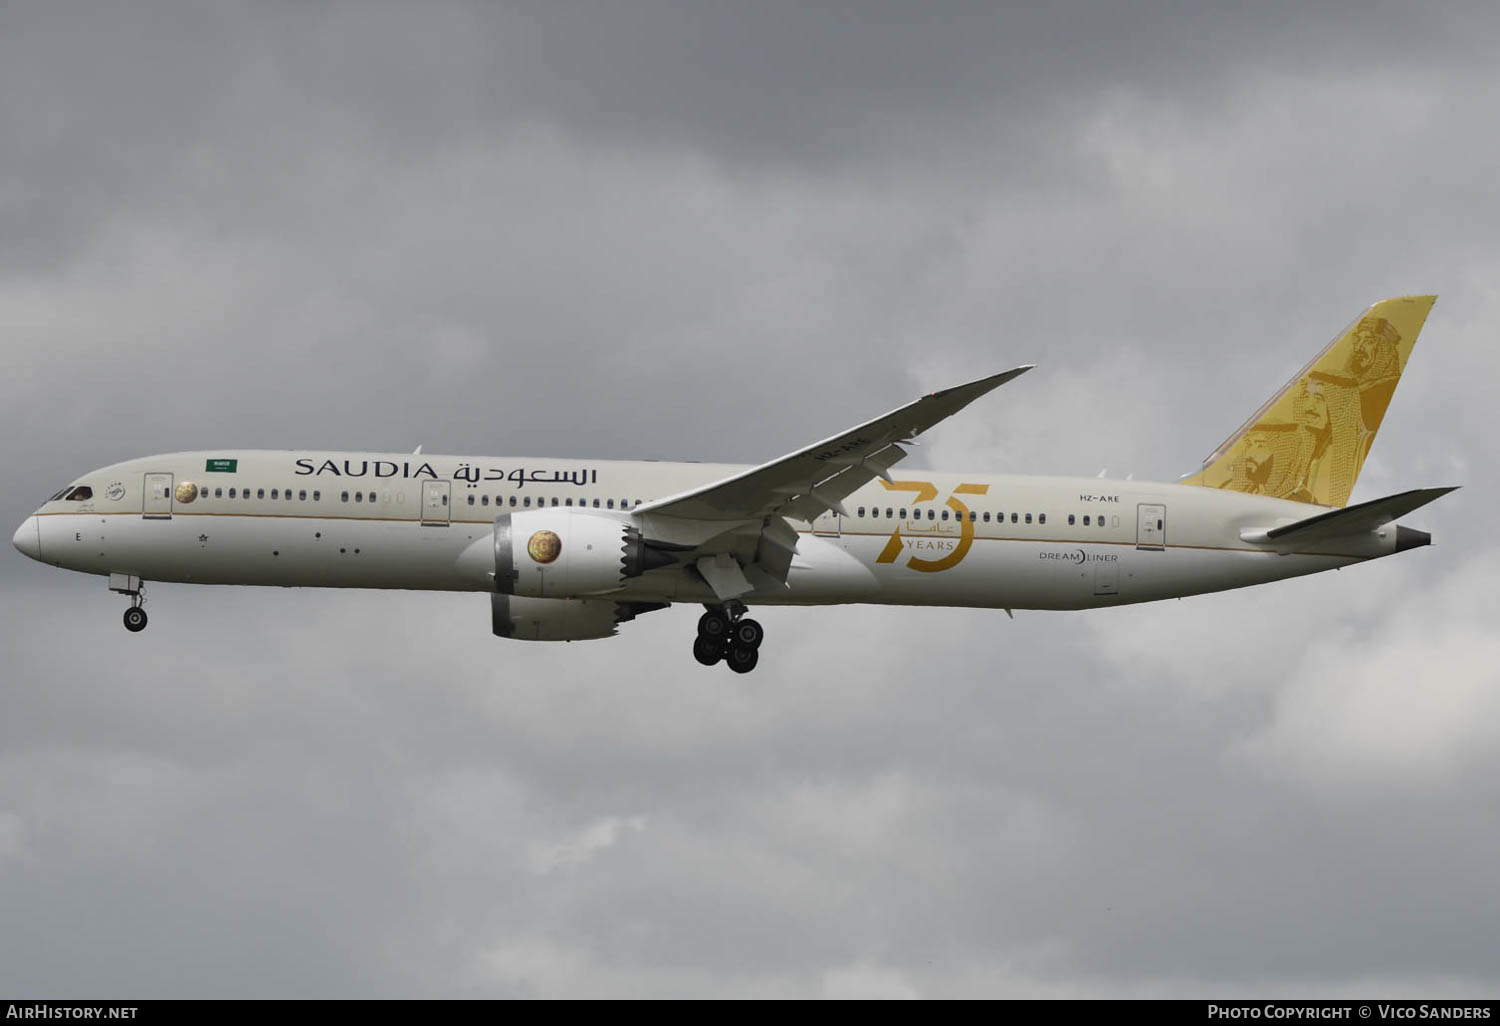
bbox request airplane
[12,296,1456,673]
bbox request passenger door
[1136,503,1165,550]
[421,480,451,526]
[812,508,840,537]
[143,473,173,519]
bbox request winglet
[925,364,1035,403]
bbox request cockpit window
[63,486,93,501]
[49,487,72,501]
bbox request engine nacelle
[491,594,669,641]
[493,509,677,599]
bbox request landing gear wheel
[123,606,148,633]
[726,644,759,674]
[693,636,724,666]
[731,618,764,649]
[697,609,730,642]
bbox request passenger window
[927,509,935,520]
[1025,513,1032,524]
[1039,513,1046,525]
[983,512,990,522]
[313,490,321,501]
[467,495,475,506]
[299,489,307,500]
[523,497,531,508]
[341,491,349,502]
[565,498,573,507]
[1011,513,1018,523]
[593,499,600,508]
[941,510,949,521]
[551,498,558,507]
[510,496,517,507]
[1083,515,1090,526]
[898,509,906,519]
[969,511,977,522]
[857,507,865,518]
[1068,514,1075,525]
[607,499,615,509]
[271,489,279,499]
[229,488,237,498]
[257,489,265,499]
[354,492,362,503]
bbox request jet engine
[493,509,678,599]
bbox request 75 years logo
[873,479,989,573]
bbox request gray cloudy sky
[3,1,1498,998]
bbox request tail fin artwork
[1181,295,1436,507]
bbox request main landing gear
[692,603,764,674]
[109,574,148,633]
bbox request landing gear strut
[693,603,763,673]
[110,574,148,633]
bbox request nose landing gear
[109,574,148,633]
[693,603,763,673]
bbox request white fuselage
[15,450,1399,613]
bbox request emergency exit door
[1136,503,1165,550]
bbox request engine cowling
[493,509,676,599]
[490,594,669,641]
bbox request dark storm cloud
[6,2,1495,271]
[3,0,1498,999]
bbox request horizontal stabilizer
[1239,487,1458,547]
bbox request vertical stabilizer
[1181,295,1436,507]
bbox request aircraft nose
[12,515,40,561]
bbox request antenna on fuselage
[412,445,423,455]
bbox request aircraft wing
[635,366,1034,524]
